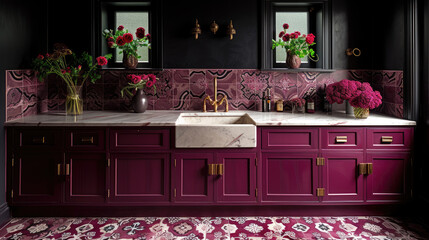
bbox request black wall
[162,0,259,69]
[0,0,48,223]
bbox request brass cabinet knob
[335,136,348,143]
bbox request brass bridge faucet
[203,77,229,112]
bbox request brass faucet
[203,77,229,112]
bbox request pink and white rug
[0,217,426,239]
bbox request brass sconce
[210,21,219,34]
[226,20,236,40]
[192,19,201,39]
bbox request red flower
[283,23,289,29]
[116,36,125,46]
[279,31,285,38]
[146,74,157,88]
[123,33,133,43]
[61,69,66,74]
[117,25,124,31]
[127,74,142,84]
[96,56,108,66]
[45,53,50,57]
[294,31,301,36]
[107,37,114,42]
[136,27,146,39]
[282,34,290,42]
[145,33,151,42]
[107,41,114,48]
[37,54,44,60]
[78,65,82,70]
[290,33,296,39]
[306,36,315,44]
[66,67,71,73]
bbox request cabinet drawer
[261,128,318,150]
[110,128,170,151]
[367,128,412,149]
[16,128,62,149]
[321,128,364,149]
[67,129,105,151]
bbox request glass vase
[353,107,369,119]
[66,85,83,115]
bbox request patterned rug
[0,217,427,240]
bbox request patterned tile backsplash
[5,69,404,121]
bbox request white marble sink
[175,113,257,148]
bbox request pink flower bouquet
[121,74,157,97]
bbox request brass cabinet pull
[367,163,373,174]
[66,164,70,176]
[358,163,367,175]
[81,136,94,144]
[335,136,348,143]
[381,136,393,143]
[57,164,62,176]
[217,164,224,176]
[32,136,45,144]
[208,164,216,175]
[358,163,373,175]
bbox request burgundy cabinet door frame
[65,153,107,203]
[110,153,170,203]
[261,128,318,150]
[216,153,257,203]
[110,128,170,152]
[173,153,214,203]
[262,152,319,202]
[321,152,364,202]
[12,152,62,204]
[366,152,410,202]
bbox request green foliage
[32,48,111,94]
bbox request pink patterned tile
[6,88,22,108]
[229,99,258,111]
[6,105,22,121]
[238,70,270,100]
[383,86,396,103]
[383,70,401,87]
[22,86,38,105]
[190,70,207,97]
[6,70,23,89]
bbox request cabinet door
[65,153,107,203]
[366,152,410,202]
[174,153,214,203]
[262,152,319,202]
[110,153,169,203]
[216,153,257,203]
[321,152,364,202]
[12,152,61,203]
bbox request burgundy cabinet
[366,152,410,202]
[321,152,364,202]
[110,153,170,203]
[367,128,412,150]
[12,152,62,204]
[67,129,105,151]
[216,153,257,203]
[261,128,318,150]
[173,152,257,203]
[110,128,170,152]
[174,153,214,203]
[262,152,319,202]
[321,128,364,149]
[65,153,107,203]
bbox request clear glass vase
[353,107,369,119]
[66,85,83,115]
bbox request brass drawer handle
[32,136,45,144]
[358,163,373,175]
[358,163,367,175]
[66,164,70,176]
[381,136,393,143]
[217,164,224,176]
[367,163,373,174]
[81,136,94,144]
[57,164,62,176]
[335,136,348,143]
[208,164,216,175]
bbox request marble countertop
[4,110,416,127]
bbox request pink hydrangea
[326,79,360,104]
[350,89,382,109]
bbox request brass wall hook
[192,19,202,40]
[210,21,219,34]
[226,20,236,40]
[346,48,361,57]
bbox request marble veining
[4,110,416,127]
